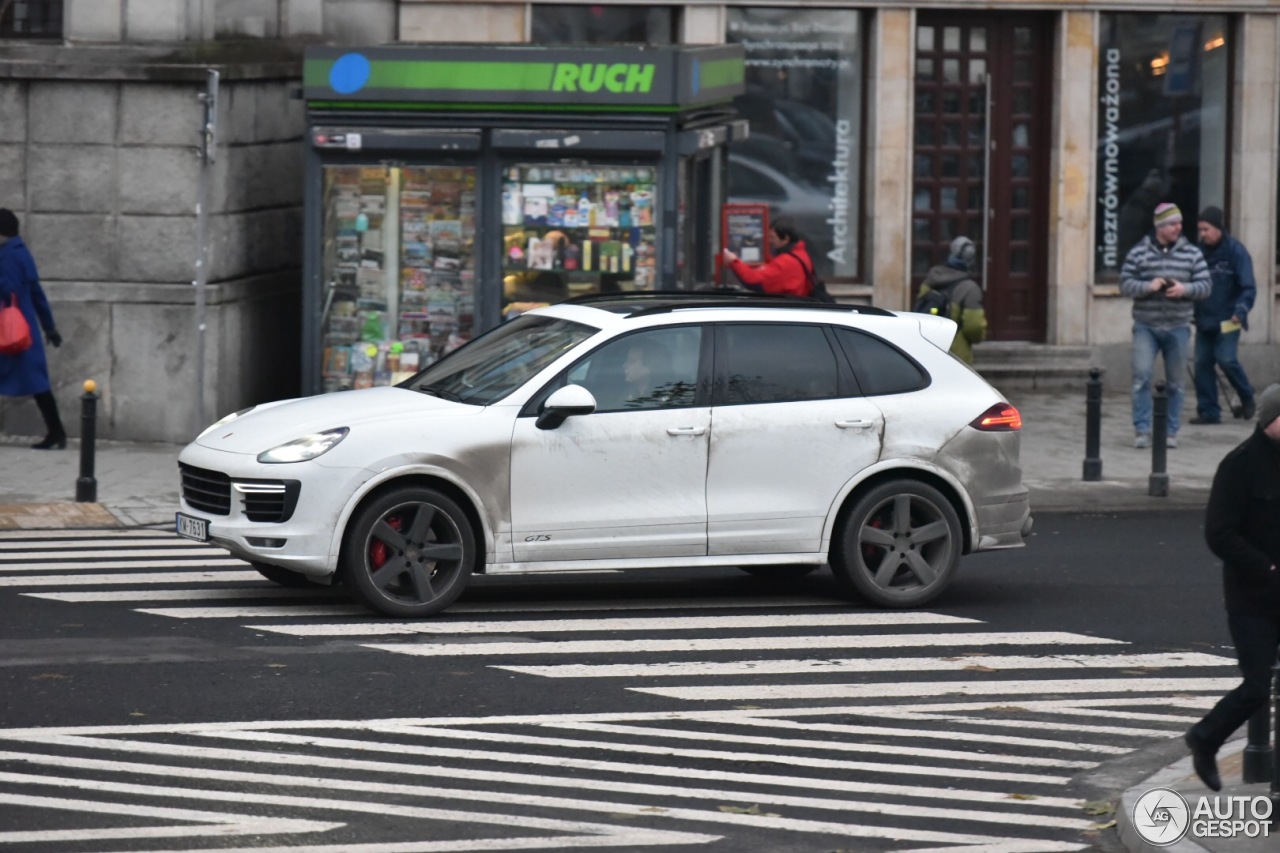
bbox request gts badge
[524,535,552,542]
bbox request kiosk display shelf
[501,163,660,307]
[320,165,477,392]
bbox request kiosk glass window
[319,165,478,392]
[531,5,678,44]
[1095,14,1229,279]
[725,7,863,281]
[501,163,660,314]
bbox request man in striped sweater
[1119,202,1212,448]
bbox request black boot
[31,390,66,450]
[1184,730,1222,792]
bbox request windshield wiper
[415,385,464,402]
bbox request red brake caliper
[370,515,403,569]
[863,516,885,565]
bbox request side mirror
[536,384,597,430]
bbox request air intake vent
[179,463,231,515]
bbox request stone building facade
[2,0,1278,442]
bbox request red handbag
[0,295,33,356]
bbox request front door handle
[835,419,874,430]
[667,426,707,436]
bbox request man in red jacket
[721,218,813,298]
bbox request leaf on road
[30,673,70,680]
[1082,800,1115,816]
[266,663,288,668]
[1092,820,1118,830]
[129,710,146,717]
[987,705,1028,713]
[719,804,780,817]
[1006,793,1038,800]
[963,664,999,672]
[640,807,668,813]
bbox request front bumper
[176,442,368,578]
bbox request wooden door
[913,13,1051,340]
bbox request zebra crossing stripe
[497,651,1233,679]
[23,588,317,602]
[0,547,229,560]
[0,737,1086,814]
[0,530,176,542]
[550,719,1132,757]
[719,709,1182,741]
[0,790,342,844]
[0,559,245,571]
[0,767,719,850]
[363,723,1089,777]
[630,676,1242,702]
[0,571,264,586]
[0,746,1094,835]
[362,631,1124,656]
[236,612,983,635]
[137,605,367,618]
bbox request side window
[564,326,702,413]
[718,324,840,404]
[834,327,928,395]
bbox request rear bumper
[972,486,1032,550]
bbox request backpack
[913,287,952,318]
[791,253,837,304]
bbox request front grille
[179,463,231,515]
[237,480,301,523]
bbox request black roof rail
[563,291,896,318]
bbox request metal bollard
[1082,367,1103,481]
[75,380,98,503]
[1272,661,1280,825]
[1243,702,1274,783]
[1148,381,1168,497]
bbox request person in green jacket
[916,236,988,363]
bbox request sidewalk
[0,387,1273,851]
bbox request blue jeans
[1131,322,1189,436]
[1194,328,1254,421]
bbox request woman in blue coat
[0,209,65,449]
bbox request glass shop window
[531,5,678,44]
[1,1,62,37]
[1095,14,1229,278]
[725,7,864,281]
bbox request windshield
[399,314,598,405]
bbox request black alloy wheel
[830,479,961,607]
[343,486,476,617]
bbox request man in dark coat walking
[1190,206,1257,424]
[1184,382,1280,791]
[0,208,66,449]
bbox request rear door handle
[667,426,706,436]
[835,419,874,430]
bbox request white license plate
[175,512,209,542]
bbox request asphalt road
[0,510,1239,852]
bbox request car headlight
[197,406,255,440]
[257,428,349,464]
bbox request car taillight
[970,403,1022,431]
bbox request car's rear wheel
[342,486,475,617]
[830,480,961,607]
[251,562,316,587]
[738,564,820,579]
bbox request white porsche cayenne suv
[177,293,1032,617]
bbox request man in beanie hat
[0,207,66,449]
[1185,382,1280,790]
[1189,206,1257,423]
[912,235,987,364]
[1119,202,1211,448]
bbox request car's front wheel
[342,485,475,617]
[830,480,961,607]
